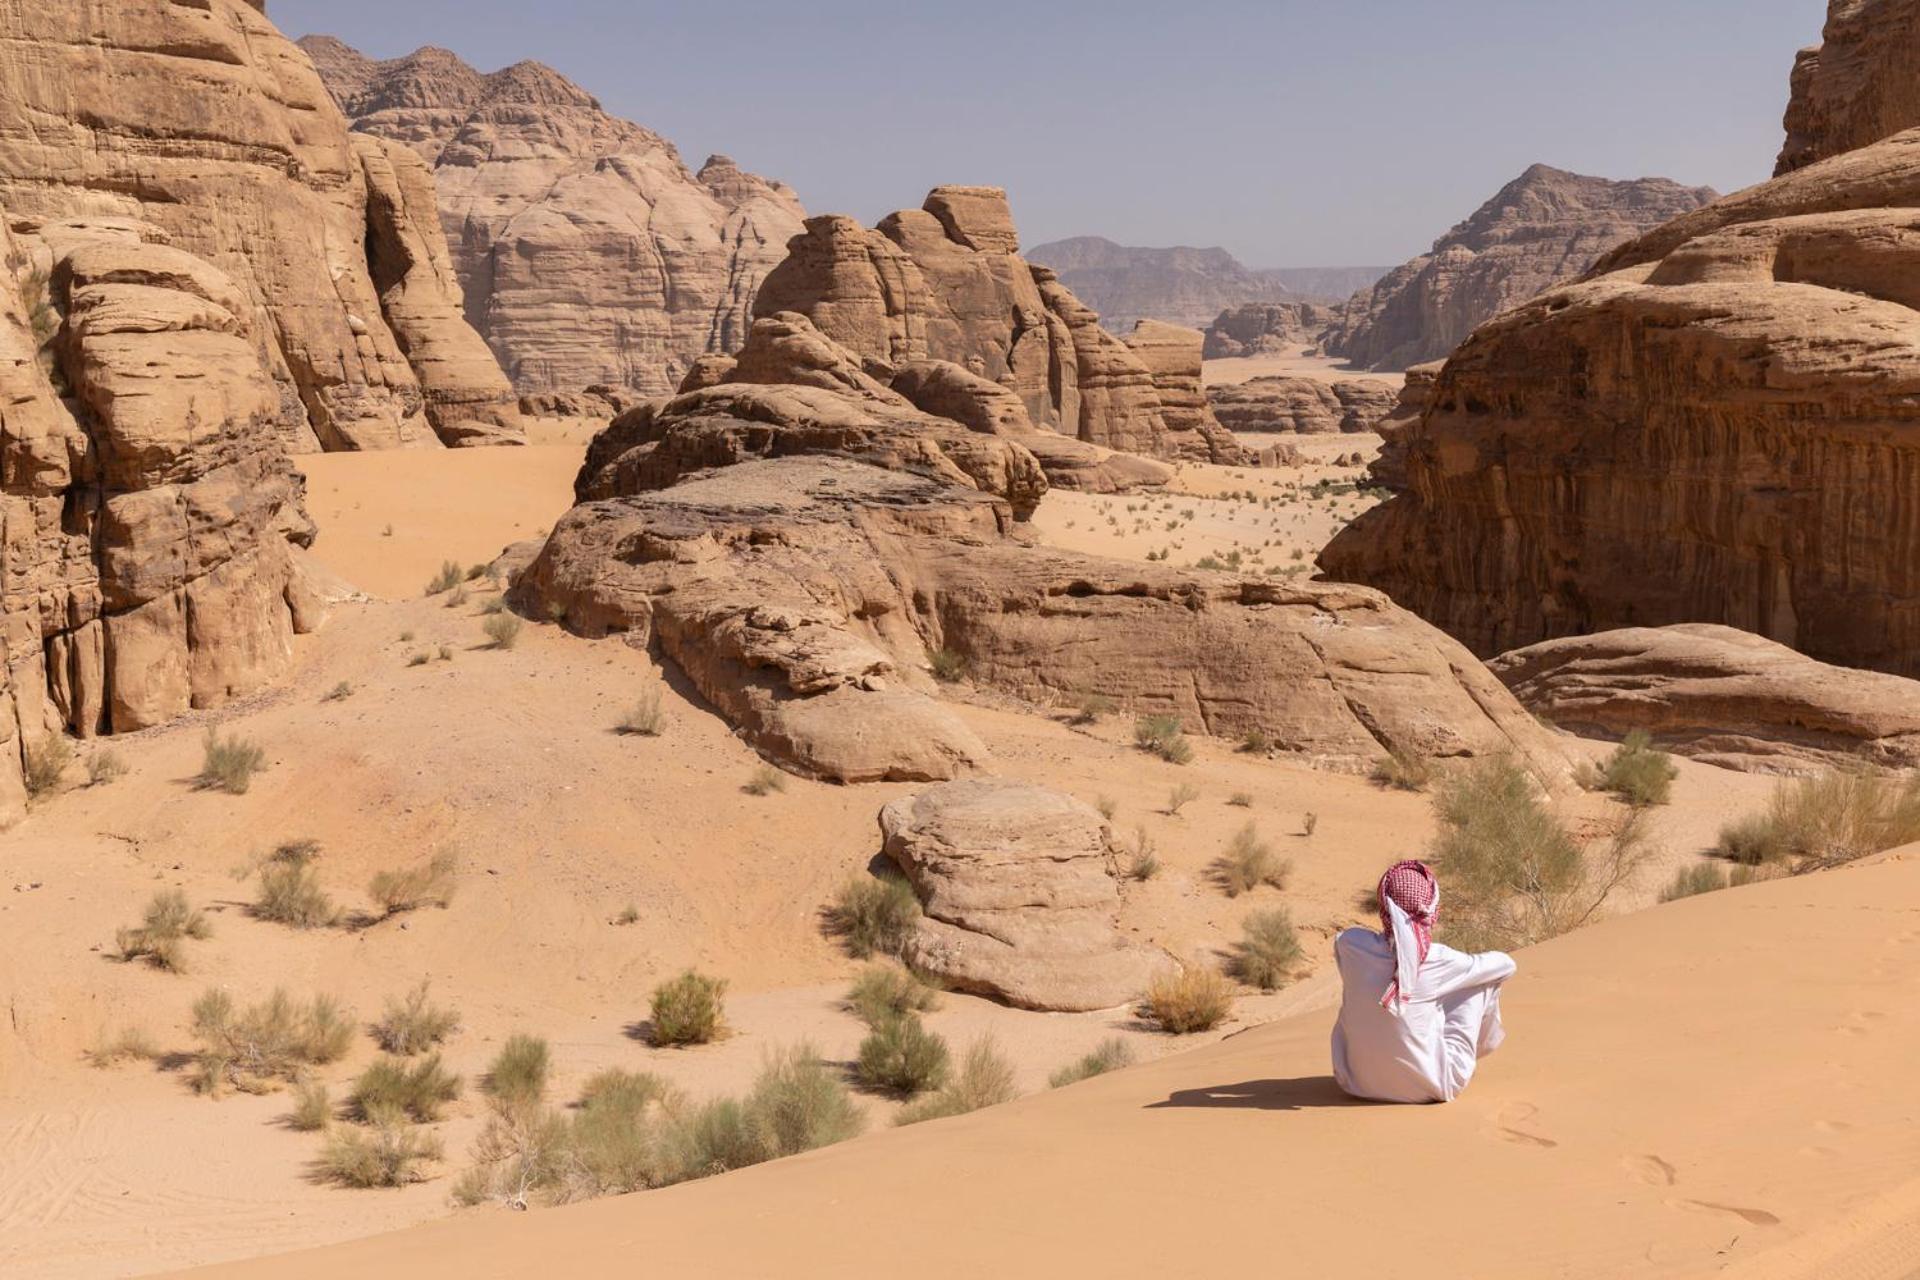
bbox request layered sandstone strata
[1319,165,1716,371]
[1206,377,1399,435]
[1202,302,1339,358]
[1778,0,1920,175]
[1121,321,1249,463]
[0,1,520,450]
[304,36,806,401]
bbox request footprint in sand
[1668,1198,1781,1227]
[1493,1102,1559,1149]
[1624,1154,1677,1186]
[1814,1119,1855,1134]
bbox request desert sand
[1201,349,1406,389]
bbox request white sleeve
[1425,947,1516,1000]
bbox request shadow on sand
[1146,1075,1373,1111]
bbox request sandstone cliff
[1023,237,1372,333]
[1319,165,1717,371]
[0,2,521,451]
[1778,0,1920,175]
[304,36,807,402]
[1206,377,1398,436]
[1202,302,1339,359]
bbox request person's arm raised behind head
[1423,944,1516,1000]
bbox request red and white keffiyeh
[1376,859,1440,1012]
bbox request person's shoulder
[1429,940,1517,971]
[1335,926,1384,956]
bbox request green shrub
[896,1039,1017,1125]
[926,647,968,683]
[255,857,339,929]
[1143,966,1233,1034]
[288,1080,332,1131]
[349,1052,461,1122]
[482,1034,551,1112]
[1370,749,1432,792]
[198,729,266,795]
[618,689,666,737]
[23,734,72,798]
[1134,714,1194,765]
[367,849,457,917]
[1213,823,1290,897]
[1588,730,1679,807]
[115,889,212,973]
[650,971,727,1047]
[828,872,920,959]
[658,1097,766,1184]
[855,1014,949,1095]
[482,612,523,650]
[1048,1038,1135,1088]
[746,1042,866,1154]
[320,1105,442,1187]
[1717,812,1788,866]
[1660,863,1732,902]
[372,982,460,1055]
[88,747,129,786]
[426,560,463,595]
[743,765,788,796]
[1231,907,1303,991]
[1714,769,1920,869]
[1239,727,1274,755]
[846,964,940,1027]
[190,988,354,1095]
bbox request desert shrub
[349,1052,462,1122]
[1096,794,1118,821]
[855,1014,949,1095]
[322,681,353,703]
[746,1042,866,1154]
[649,971,727,1047]
[198,729,266,795]
[1232,907,1304,991]
[255,857,339,929]
[1240,727,1274,755]
[560,1071,681,1199]
[1048,1038,1135,1088]
[743,765,787,796]
[455,1100,575,1208]
[1134,713,1193,765]
[407,651,431,667]
[1125,826,1161,881]
[426,560,463,595]
[84,1026,158,1069]
[482,1034,551,1113]
[88,747,128,787]
[926,647,968,683]
[465,563,490,582]
[320,1105,443,1187]
[1370,749,1432,792]
[23,734,72,798]
[482,612,523,650]
[1587,730,1679,807]
[1431,757,1650,951]
[896,1038,1017,1126]
[445,586,469,609]
[1143,966,1233,1034]
[1715,768,1920,870]
[657,1097,767,1183]
[115,889,212,973]
[371,982,460,1055]
[618,689,666,737]
[367,849,457,917]
[827,871,920,959]
[613,902,641,926]
[480,595,506,615]
[1302,811,1319,837]
[1228,791,1254,808]
[1213,823,1290,897]
[190,988,354,1095]
[289,1080,332,1131]
[1073,692,1117,724]
[846,964,940,1027]
[436,645,454,662]
[1660,863,1733,902]
[1166,783,1200,815]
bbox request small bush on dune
[482,1034,551,1113]
[1049,1038,1135,1089]
[1143,966,1233,1034]
[1370,749,1432,792]
[896,1039,1017,1126]
[828,872,920,959]
[746,1042,866,1154]
[1134,713,1193,765]
[1232,907,1304,991]
[846,964,939,1027]
[23,734,73,798]
[115,889,212,972]
[1073,692,1117,724]
[425,561,463,595]
[855,1014,949,1095]
[255,856,339,929]
[367,849,457,917]
[649,971,727,1047]
[445,586,469,609]
[349,1052,462,1123]
[743,764,787,796]
[1660,863,1738,902]
[482,612,523,650]
[1585,730,1679,808]
[618,689,666,737]
[190,988,354,1095]
[88,747,129,786]
[320,1104,443,1187]
[1125,826,1161,881]
[322,681,354,703]
[1165,782,1200,816]
[84,1026,158,1069]
[558,1071,681,1200]
[1213,823,1290,897]
[1715,768,1920,869]
[657,1097,767,1184]
[1240,727,1274,756]
[372,982,460,1055]
[198,729,266,795]
[1717,812,1788,866]
[289,1080,332,1131]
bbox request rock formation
[1202,302,1339,359]
[304,36,807,402]
[879,780,1167,1011]
[1206,377,1399,436]
[1319,165,1717,371]
[1321,124,1920,677]
[1365,362,1441,492]
[1120,321,1250,463]
[513,312,1568,784]
[0,2,520,451]
[1778,0,1920,175]
[1490,625,1920,773]
[751,187,1191,460]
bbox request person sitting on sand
[1330,859,1515,1104]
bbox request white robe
[1329,928,1516,1104]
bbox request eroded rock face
[1121,321,1249,463]
[0,2,520,450]
[1202,302,1339,358]
[1321,129,1920,677]
[880,779,1166,1012]
[1778,0,1920,175]
[1319,165,1717,371]
[752,187,1179,459]
[1206,377,1398,436]
[305,37,807,402]
[1490,625,1920,773]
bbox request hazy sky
[272,0,1827,267]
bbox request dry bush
[827,871,920,959]
[1073,692,1117,724]
[1239,727,1275,756]
[657,1097,767,1184]
[743,764,788,796]
[1048,1038,1135,1088]
[649,971,727,1047]
[23,734,72,798]
[1432,757,1651,952]
[1125,826,1161,881]
[198,729,266,795]
[1143,966,1233,1034]
[322,681,354,703]
[88,747,129,787]
[407,651,431,668]
[558,1070,682,1200]
[368,849,457,917]
[613,903,641,926]
[1715,768,1920,870]
[745,1042,866,1155]
[1658,863,1761,902]
[190,988,354,1095]
[320,1104,443,1187]
[84,1026,158,1069]
[1228,791,1254,808]
[372,982,460,1055]
[349,1052,462,1122]
[445,586,469,609]
[1165,782,1200,816]
[855,1014,949,1095]
[482,612,523,650]
[846,964,939,1027]
[1095,794,1117,821]
[1212,822,1290,897]
[896,1038,1018,1126]
[618,689,666,737]
[425,560,463,595]
[289,1080,332,1131]
[1584,730,1679,808]
[1369,749,1432,792]
[482,1034,551,1113]
[115,889,212,973]
[255,855,339,929]
[926,647,968,683]
[1231,907,1303,991]
[1134,713,1194,765]
[1302,811,1319,837]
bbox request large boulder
[1121,320,1250,463]
[879,780,1167,1011]
[1490,624,1920,773]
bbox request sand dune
[177,850,1920,1280]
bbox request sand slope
[179,850,1920,1280]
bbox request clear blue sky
[271,0,1827,267]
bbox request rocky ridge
[1778,0,1920,175]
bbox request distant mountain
[1025,236,1388,334]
